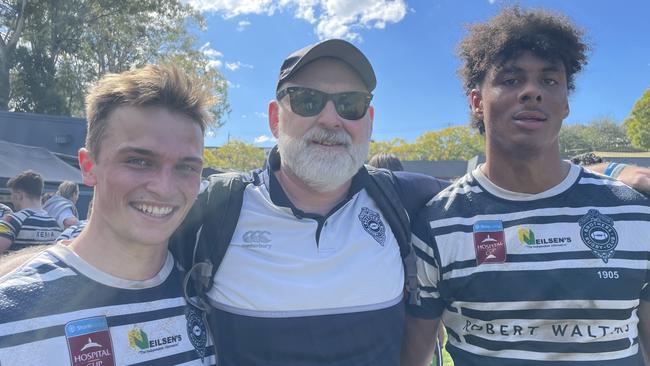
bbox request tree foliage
[559,117,633,156]
[624,87,650,151]
[0,0,28,110]
[369,126,484,161]
[204,140,266,171]
[4,0,229,127]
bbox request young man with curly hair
[402,7,650,365]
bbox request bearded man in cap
[180,39,448,365]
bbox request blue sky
[186,0,650,148]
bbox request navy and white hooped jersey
[206,147,447,366]
[0,244,215,365]
[57,220,87,241]
[409,164,650,365]
[0,208,61,250]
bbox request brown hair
[56,181,79,200]
[368,153,404,171]
[84,64,215,157]
[7,170,44,199]
[458,6,589,133]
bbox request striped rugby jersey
[0,208,61,250]
[409,164,650,365]
[0,244,215,365]
[57,220,87,241]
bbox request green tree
[368,138,407,159]
[6,0,228,125]
[624,87,650,151]
[0,0,28,110]
[559,117,633,156]
[204,140,266,171]
[411,126,484,160]
[369,126,484,161]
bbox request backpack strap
[364,166,420,306]
[175,172,250,312]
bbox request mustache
[303,127,351,146]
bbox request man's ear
[269,100,280,138]
[469,89,483,118]
[78,148,97,187]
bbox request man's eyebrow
[116,147,202,163]
[496,64,564,74]
[116,147,155,156]
[180,156,203,164]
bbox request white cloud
[187,0,277,17]
[237,20,252,31]
[200,42,224,69]
[254,134,277,144]
[254,112,269,118]
[225,61,254,71]
[186,0,407,41]
[227,80,241,88]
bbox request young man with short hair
[0,65,216,365]
[402,7,650,365]
[0,170,61,252]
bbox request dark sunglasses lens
[332,93,369,120]
[290,88,326,117]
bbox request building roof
[0,140,82,184]
[0,111,86,156]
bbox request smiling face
[79,106,204,249]
[470,51,570,158]
[269,58,374,191]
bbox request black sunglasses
[276,86,373,120]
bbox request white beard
[277,125,369,192]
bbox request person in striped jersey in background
[402,6,650,366]
[0,170,61,253]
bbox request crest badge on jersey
[358,207,386,246]
[579,209,618,263]
[186,306,208,360]
[65,316,116,366]
[473,220,507,265]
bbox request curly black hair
[457,6,589,133]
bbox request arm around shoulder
[401,313,440,366]
[586,163,650,195]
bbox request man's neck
[68,221,168,281]
[483,145,570,194]
[274,166,351,216]
[18,199,42,212]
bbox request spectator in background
[56,199,92,241]
[571,152,650,198]
[368,152,404,171]
[0,170,61,253]
[43,180,79,229]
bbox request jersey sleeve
[393,171,450,220]
[0,214,21,243]
[407,205,446,319]
[55,207,76,228]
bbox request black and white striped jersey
[410,164,650,365]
